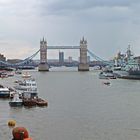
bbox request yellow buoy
[8,120,16,127]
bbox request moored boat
[15,69,22,74]
[99,69,116,79]
[0,72,8,78]
[14,78,38,98]
[0,85,10,98]
[10,90,22,99]
[23,98,37,107]
[22,72,31,78]
[9,93,23,107]
[35,98,48,107]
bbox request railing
[47,46,80,49]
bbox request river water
[1,67,140,140]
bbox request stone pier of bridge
[78,37,89,71]
[38,38,49,71]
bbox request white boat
[7,72,14,77]
[0,85,10,98]
[99,69,116,79]
[15,69,22,74]
[14,78,38,98]
[10,90,22,99]
[9,93,23,107]
[113,66,122,71]
[22,72,31,78]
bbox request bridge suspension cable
[87,49,113,66]
[14,49,40,66]
[0,49,40,67]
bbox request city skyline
[0,0,140,60]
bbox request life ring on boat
[12,127,29,140]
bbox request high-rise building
[68,56,72,63]
[59,51,64,63]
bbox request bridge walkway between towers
[47,46,80,49]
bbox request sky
[0,0,140,60]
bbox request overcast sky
[0,0,140,60]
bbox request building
[68,56,72,63]
[7,59,21,64]
[59,51,64,63]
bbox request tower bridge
[38,37,89,71]
[0,37,113,71]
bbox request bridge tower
[78,37,89,71]
[38,37,49,71]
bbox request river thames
[1,67,140,140]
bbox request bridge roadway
[47,46,80,49]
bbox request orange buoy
[12,127,29,140]
[8,120,16,127]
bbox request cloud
[0,39,38,59]
[38,0,140,16]
[0,0,40,17]
[0,0,140,60]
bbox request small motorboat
[103,81,111,86]
[22,72,31,79]
[0,85,10,98]
[15,69,22,74]
[99,69,116,79]
[35,98,48,107]
[9,93,23,107]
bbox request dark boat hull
[119,75,140,80]
[23,99,36,106]
[118,70,140,80]
[9,102,23,107]
[0,94,10,98]
[128,70,140,75]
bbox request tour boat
[14,78,38,98]
[9,93,23,107]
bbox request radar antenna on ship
[126,44,133,60]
